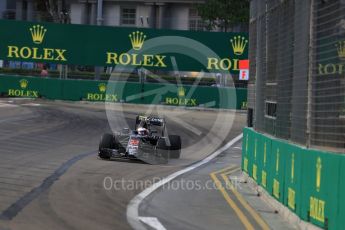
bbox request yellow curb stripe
[210,171,255,230]
[221,173,270,230]
[212,165,237,175]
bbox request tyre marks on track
[0,151,95,220]
[0,104,110,220]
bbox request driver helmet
[137,127,148,136]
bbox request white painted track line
[22,103,41,107]
[0,102,18,108]
[126,133,243,230]
[139,217,167,230]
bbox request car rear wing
[136,115,165,126]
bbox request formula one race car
[98,115,181,164]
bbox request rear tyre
[98,133,114,159]
[135,116,140,130]
[157,138,170,159]
[168,135,181,159]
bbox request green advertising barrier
[300,150,340,230]
[40,78,63,100]
[235,88,248,110]
[257,132,272,192]
[242,127,254,176]
[242,128,345,230]
[60,79,140,102]
[242,128,249,173]
[251,131,261,184]
[140,83,239,109]
[0,20,248,73]
[269,138,287,203]
[0,75,247,109]
[117,81,143,104]
[338,157,345,229]
[0,75,40,98]
[61,79,106,101]
[0,75,61,99]
[143,83,177,105]
[283,144,303,216]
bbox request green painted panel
[0,75,44,99]
[243,129,275,193]
[242,128,254,176]
[257,132,272,193]
[41,78,63,100]
[242,128,344,230]
[338,157,345,229]
[251,131,261,184]
[0,75,246,109]
[300,150,340,230]
[0,20,248,73]
[242,128,249,173]
[270,138,287,203]
[283,144,304,216]
[62,79,106,101]
[235,88,248,110]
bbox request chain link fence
[249,0,345,153]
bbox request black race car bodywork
[98,115,181,164]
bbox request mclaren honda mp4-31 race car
[98,115,182,164]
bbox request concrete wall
[103,2,120,26]
[168,4,189,30]
[0,0,16,19]
[0,2,5,19]
[137,5,151,28]
[69,1,192,30]
[70,3,88,25]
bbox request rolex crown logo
[178,87,185,97]
[230,36,248,55]
[129,31,146,50]
[19,79,28,89]
[98,83,107,93]
[336,40,345,60]
[30,25,47,44]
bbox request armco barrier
[0,75,246,109]
[242,127,345,230]
[300,150,340,230]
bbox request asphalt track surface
[0,99,245,230]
